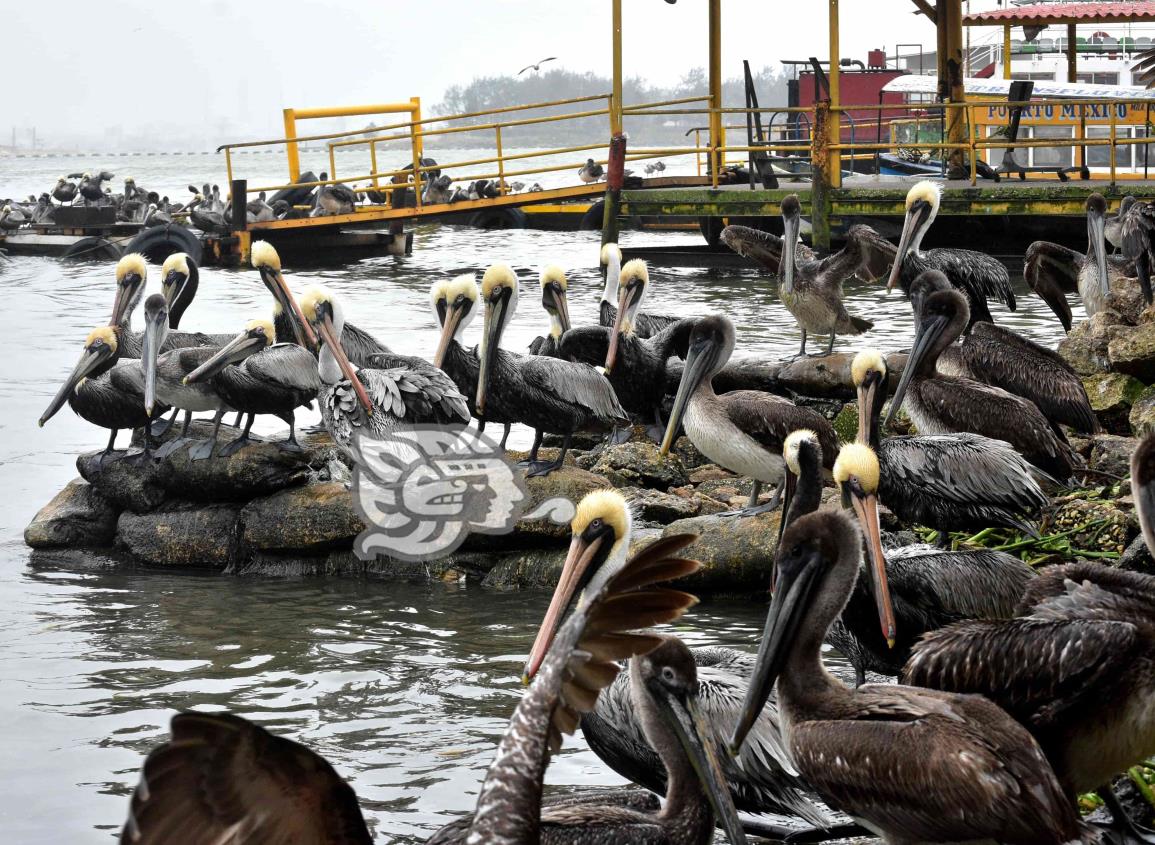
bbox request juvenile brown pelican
[578,158,604,183]
[909,270,1097,434]
[853,349,1049,545]
[1024,233,1135,332]
[885,180,1015,328]
[902,434,1155,843]
[183,317,319,455]
[475,264,627,476]
[824,443,1034,684]
[313,172,358,215]
[0,205,25,232]
[1118,193,1155,305]
[598,243,680,337]
[245,191,275,223]
[251,241,389,367]
[52,176,77,205]
[187,193,229,235]
[38,326,164,465]
[657,314,838,516]
[527,265,571,357]
[730,508,1089,845]
[887,284,1077,481]
[561,259,695,440]
[301,285,469,460]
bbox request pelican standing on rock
[902,433,1155,843]
[887,281,1077,481]
[301,285,469,461]
[852,348,1050,544]
[885,180,1015,328]
[729,508,1092,845]
[527,265,572,358]
[474,264,628,476]
[598,243,681,337]
[658,314,838,516]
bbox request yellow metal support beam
[708,0,724,187]
[280,101,421,184]
[283,109,300,182]
[828,0,842,189]
[1003,24,1012,79]
[611,0,623,136]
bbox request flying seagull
[518,57,558,75]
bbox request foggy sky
[5,1,959,150]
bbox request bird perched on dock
[887,281,1078,481]
[729,507,1092,845]
[852,349,1050,546]
[421,174,453,205]
[527,265,571,358]
[910,270,1097,435]
[300,285,469,461]
[245,191,275,223]
[183,316,319,455]
[658,313,838,516]
[312,172,358,216]
[0,205,26,233]
[39,325,163,466]
[187,193,229,235]
[883,180,1015,329]
[904,432,1155,842]
[563,259,695,440]
[31,194,55,224]
[51,176,77,205]
[75,171,115,205]
[141,204,172,228]
[597,243,681,337]
[578,158,605,183]
[474,264,628,475]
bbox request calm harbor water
[0,154,1076,842]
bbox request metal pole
[283,109,300,182]
[601,133,626,249]
[611,0,623,136]
[828,0,842,189]
[1067,23,1077,83]
[1003,25,1012,79]
[944,0,967,176]
[708,0,724,184]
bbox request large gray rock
[1047,496,1134,556]
[1108,321,1155,382]
[1059,312,1118,376]
[24,478,120,549]
[623,486,701,524]
[1130,385,1155,439]
[78,452,167,513]
[660,512,781,593]
[117,503,241,568]
[1117,533,1155,575]
[590,442,688,489]
[1088,433,1139,478]
[480,547,570,589]
[1083,373,1146,435]
[241,481,365,552]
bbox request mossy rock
[1130,385,1155,439]
[241,481,364,553]
[832,404,860,443]
[24,478,120,549]
[590,442,688,490]
[1084,373,1146,435]
[116,503,241,568]
[1107,322,1155,382]
[1087,433,1140,478]
[1059,314,1115,376]
[659,512,780,594]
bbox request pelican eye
[590,518,603,531]
[454,294,467,306]
[661,666,677,684]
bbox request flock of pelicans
[30,177,1155,843]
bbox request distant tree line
[428,66,789,148]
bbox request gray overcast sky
[7,1,974,148]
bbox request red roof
[965,2,1155,26]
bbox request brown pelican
[1024,232,1135,333]
[598,243,680,338]
[475,264,627,476]
[52,176,77,205]
[38,325,163,465]
[657,314,838,516]
[853,349,1049,545]
[313,172,358,215]
[561,259,695,440]
[245,191,275,223]
[527,265,571,357]
[0,205,26,232]
[578,158,604,183]
[729,507,1090,845]
[1118,193,1155,305]
[187,193,229,235]
[300,285,469,460]
[77,171,114,204]
[824,443,1034,685]
[886,281,1077,481]
[909,270,1097,435]
[251,241,389,367]
[183,317,319,455]
[885,180,1015,329]
[904,435,1155,843]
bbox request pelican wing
[904,616,1137,729]
[790,687,1080,844]
[341,322,392,367]
[520,356,628,424]
[1121,200,1155,294]
[884,545,1035,624]
[1023,241,1081,332]
[720,391,839,468]
[120,711,372,845]
[248,344,322,393]
[558,325,610,366]
[1019,560,1155,613]
[643,316,697,360]
[931,248,1016,310]
[839,224,898,283]
[359,358,470,425]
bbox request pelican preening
[659,314,838,516]
[475,264,627,476]
[730,508,1090,845]
[598,243,681,337]
[886,180,1016,328]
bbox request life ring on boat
[60,236,123,262]
[468,207,527,230]
[125,225,203,264]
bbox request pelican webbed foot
[218,413,256,458]
[608,426,633,446]
[1098,785,1155,845]
[187,440,217,461]
[718,481,783,518]
[149,408,179,437]
[524,458,564,478]
[154,438,192,460]
[783,822,872,844]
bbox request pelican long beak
[659,336,714,456]
[883,312,948,429]
[110,274,143,327]
[545,282,571,335]
[730,543,825,754]
[318,313,373,415]
[39,346,108,426]
[434,301,467,369]
[774,468,798,559]
[652,686,748,845]
[142,306,167,416]
[886,201,931,292]
[846,486,896,648]
[260,266,317,350]
[1088,206,1110,299]
[605,283,638,374]
[477,292,510,416]
[780,212,800,292]
[857,378,879,445]
[522,531,606,683]
[184,331,264,384]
